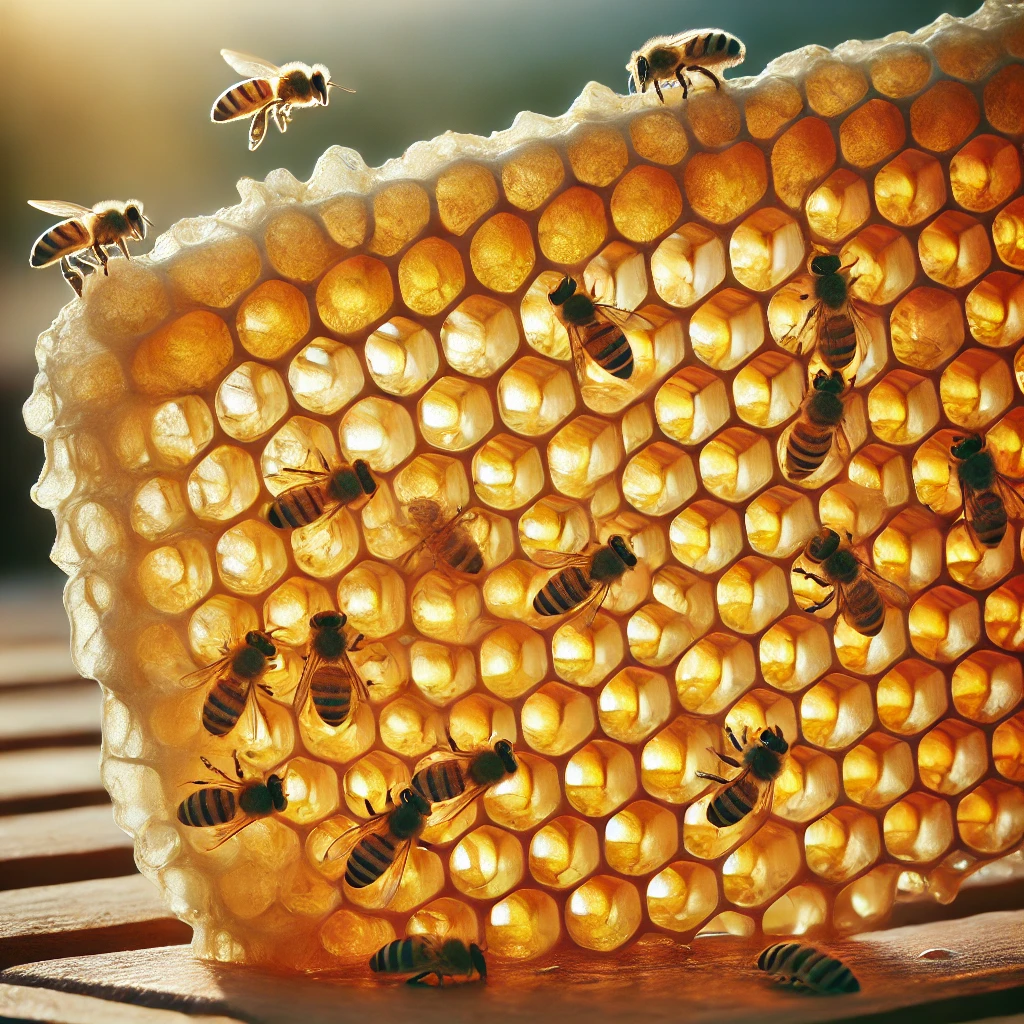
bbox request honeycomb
[24,0,1024,972]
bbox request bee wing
[425,780,490,828]
[565,323,590,384]
[180,655,231,691]
[832,420,852,464]
[778,301,822,357]
[221,49,283,77]
[845,298,873,367]
[530,548,592,570]
[412,746,481,776]
[27,200,93,217]
[366,838,414,910]
[576,581,612,629]
[592,303,653,332]
[324,813,388,864]
[430,509,483,547]
[859,566,910,609]
[204,816,256,851]
[995,475,1024,517]
[292,647,325,719]
[249,106,272,151]
[746,776,778,834]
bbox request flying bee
[696,724,789,830]
[547,276,651,384]
[263,450,376,530]
[370,936,487,987]
[778,250,871,378]
[182,630,277,737]
[401,500,484,576]
[177,752,287,848]
[757,943,860,995]
[412,735,518,824]
[212,49,354,151]
[531,535,637,624]
[325,788,432,907]
[28,199,151,298]
[627,29,745,101]
[294,610,370,728]
[782,370,852,482]
[949,433,1024,549]
[793,528,908,638]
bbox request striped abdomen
[818,311,858,372]
[202,674,249,736]
[30,219,91,268]
[177,786,237,828]
[684,30,741,61]
[533,566,594,616]
[370,937,433,974]
[707,774,760,828]
[213,78,275,121]
[413,760,467,805]
[785,419,835,479]
[843,575,885,637]
[758,942,859,994]
[437,529,484,575]
[266,483,330,529]
[309,662,354,727]
[584,321,634,379]
[970,489,1008,547]
[345,828,400,889]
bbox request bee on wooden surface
[401,500,484,576]
[212,50,354,151]
[626,30,745,100]
[412,735,518,823]
[325,788,432,907]
[778,251,871,378]
[696,724,789,830]
[370,935,487,987]
[263,450,376,530]
[757,943,860,995]
[781,370,851,482]
[948,433,1024,549]
[177,752,286,847]
[28,199,151,298]
[547,276,651,384]
[294,610,369,729]
[183,630,277,737]
[531,535,638,624]
[793,528,908,638]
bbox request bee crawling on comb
[370,936,487,987]
[627,29,745,101]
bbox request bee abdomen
[707,777,758,828]
[310,663,353,727]
[346,831,398,888]
[441,533,484,575]
[213,78,274,121]
[819,313,858,371]
[785,421,834,479]
[413,761,467,804]
[845,577,885,637]
[585,323,633,379]
[758,942,859,994]
[31,220,91,267]
[371,937,428,973]
[178,786,237,828]
[202,676,248,736]
[533,566,593,616]
[972,490,1008,547]
[266,485,326,529]
[685,30,736,59]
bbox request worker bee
[627,30,745,101]
[28,199,151,298]
[412,736,518,823]
[781,370,851,482]
[401,500,484,576]
[325,788,432,907]
[370,936,487,987]
[177,752,286,847]
[212,49,354,151]
[531,536,638,624]
[294,610,369,728]
[547,276,651,384]
[757,943,860,995]
[778,251,871,378]
[793,528,908,638]
[696,724,789,830]
[183,630,277,737]
[949,433,1024,549]
[263,450,376,530]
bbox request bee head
[400,788,431,816]
[311,66,330,104]
[951,434,984,461]
[809,253,842,277]
[760,725,789,755]
[629,53,651,94]
[310,609,347,631]
[267,773,288,812]
[609,534,637,567]
[469,943,488,980]
[812,370,846,396]
[806,528,841,563]
[124,202,149,241]
[245,630,277,658]
[353,459,377,496]
[548,275,577,307]
[495,739,518,774]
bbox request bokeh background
[1,0,981,592]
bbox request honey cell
[805,60,868,117]
[441,295,519,378]
[686,91,742,148]
[771,117,837,210]
[316,256,394,335]
[805,169,870,243]
[264,211,338,283]
[501,144,565,212]
[131,312,233,398]
[565,876,641,951]
[804,808,880,884]
[910,81,980,152]
[436,163,499,237]
[918,211,991,289]
[486,890,561,960]
[418,377,493,451]
[138,538,212,614]
[187,446,259,522]
[939,348,1013,430]
[369,182,430,257]
[236,280,309,360]
[647,861,718,933]
[870,45,933,98]
[537,187,608,265]
[604,800,678,875]
[683,143,768,225]
[966,272,1024,348]
[874,150,946,227]
[869,371,940,444]
[398,237,465,316]
[689,288,764,370]
[839,100,905,168]
[744,78,803,140]
[470,214,536,294]
[318,196,368,250]
[949,135,1021,213]
[166,233,261,309]
[957,781,1024,855]
[729,209,805,292]
[933,26,999,81]
[650,224,726,309]
[216,363,289,442]
[992,196,1024,269]
[364,317,439,396]
[984,63,1024,135]
[629,111,689,165]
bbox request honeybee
[696,724,788,830]
[781,370,851,482]
[793,528,908,638]
[412,736,518,823]
[294,610,369,728]
[547,276,651,384]
[177,752,286,847]
[28,199,150,298]
[757,943,859,995]
[370,936,487,987]
[401,500,484,576]
[627,30,745,100]
[263,450,376,530]
[212,49,354,151]
[949,433,1024,549]
[325,788,432,907]
[778,251,871,378]
[183,630,277,737]
[531,535,637,624]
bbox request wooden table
[0,593,1021,1024]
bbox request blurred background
[1,0,980,597]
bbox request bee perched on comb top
[627,30,745,101]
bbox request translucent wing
[575,580,611,628]
[831,419,852,465]
[294,647,368,727]
[324,812,389,864]
[362,838,413,910]
[292,647,323,718]
[249,107,272,151]
[565,323,590,384]
[844,298,873,372]
[858,565,910,609]
[995,475,1024,517]
[180,655,231,691]
[593,303,653,332]
[28,200,93,217]
[778,300,823,357]
[204,815,257,851]
[412,747,491,827]
[221,49,282,77]
[530,548,592,570]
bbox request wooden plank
[0,747,104,816]
[0,983,242,1024]
[0,805,134,891]
[2,911,1021,1024]
[0,682,99,751]
[0,875,191,971]
[0,641,78,689]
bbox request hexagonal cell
[957,781,1024,855]
[341,751,410,818]
[655,367,730,446]
[394,237,464,318]
[994,712,1024,781]
[770,117,836,211]
[689,288,764,370]
[833,603,907,678]
[918,211,991,289]
[721,822,801,908]
[744,77,803,138]
[564,740,636,817]
[946,520,1015,592]
[911,428,964,513]
[839,99,906,168]
[745,487,817,559]
[336,561,406,639]
[950,135,1021,213]
[131,477,188,541]
[762,884,829,937]
[215,520,287,597]
[502,144,565,212]
[484,753,560,832]
[364,317,438,397]
[377,695,443,759]
[485,889,561,961]
[365,182,429,257]
[469,214,536,295]
[407,897,480,945]
[640,715,720,806]
[833,864,900,935]
[773,745,840,824]
[687,91,742,148]
[581,242,647,311]
[567,125,627,186]
[537,187,607,265]
[215,363,289,443]
[621,443,695,517]
[338,397,415,474]
[952,651,1023,724]
[144,396,216,469]
[610,166,682,244]
[817,484,883,547]
[843,734,914,808]
[604,800,678,876]
[682,142,767,225]
[316,255,393,336]
[417,377,493,453]
[759,616,832,693]
[670,500,742,574]
[910,81,979,152]
[699,428,773,503]
[725,691,798,752]
[675,632,755,716]
[547,416,622,499]
[876,659,948,736]
[966,272,1024,349]
[449,826,523,900]
[552,613,627,689]
[471,435,544,511]
[848,444,909,508]
[629,110,689,165]
[497,356,575,437]
[409,570,485,644]
[435,162,498,236]
[565,875,641,952]
[805,59,866,116]
[871,507,943,595]
[729,209,805,292]
[597,666,670,745]
[446,695,516,757]
[138,538,212,614]
[868,371,940,444]
[651,224,726,309]
[985,575,1024,653]
[940,349,1013,432]
[918,720,988,797]
[804,807,880,884]
[647,861,718,934]
[528,816,599,890]
[933,26,999,80]
[874,150,946,227]
[805,169,870,243]
[909,585,981,663]
[732,352,804,429]
[410,640,475,707]
[235,280,309,360]
[520,682,594,756]
[517,496,589,564]
[440,295,519,378]
[626,601,690,669]
[187,446,259,522]
[800,675,873,750]
[842,226,916,306]
[477,624,546,701]
[716,557,788,635]
[884,793,954,864]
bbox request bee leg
[653,78,665,102]
[116,237,132,260]
[696,771,730,784]
[710,748,742,769]
[348,633,366,652]
[92,242,109,276]
[673,66,689,99]
[793,568,830,588]
[688,64,722,89]
[364,798,376,816]
[725,724,743,752]
[406,972,432,986]
[59,257,85,298]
